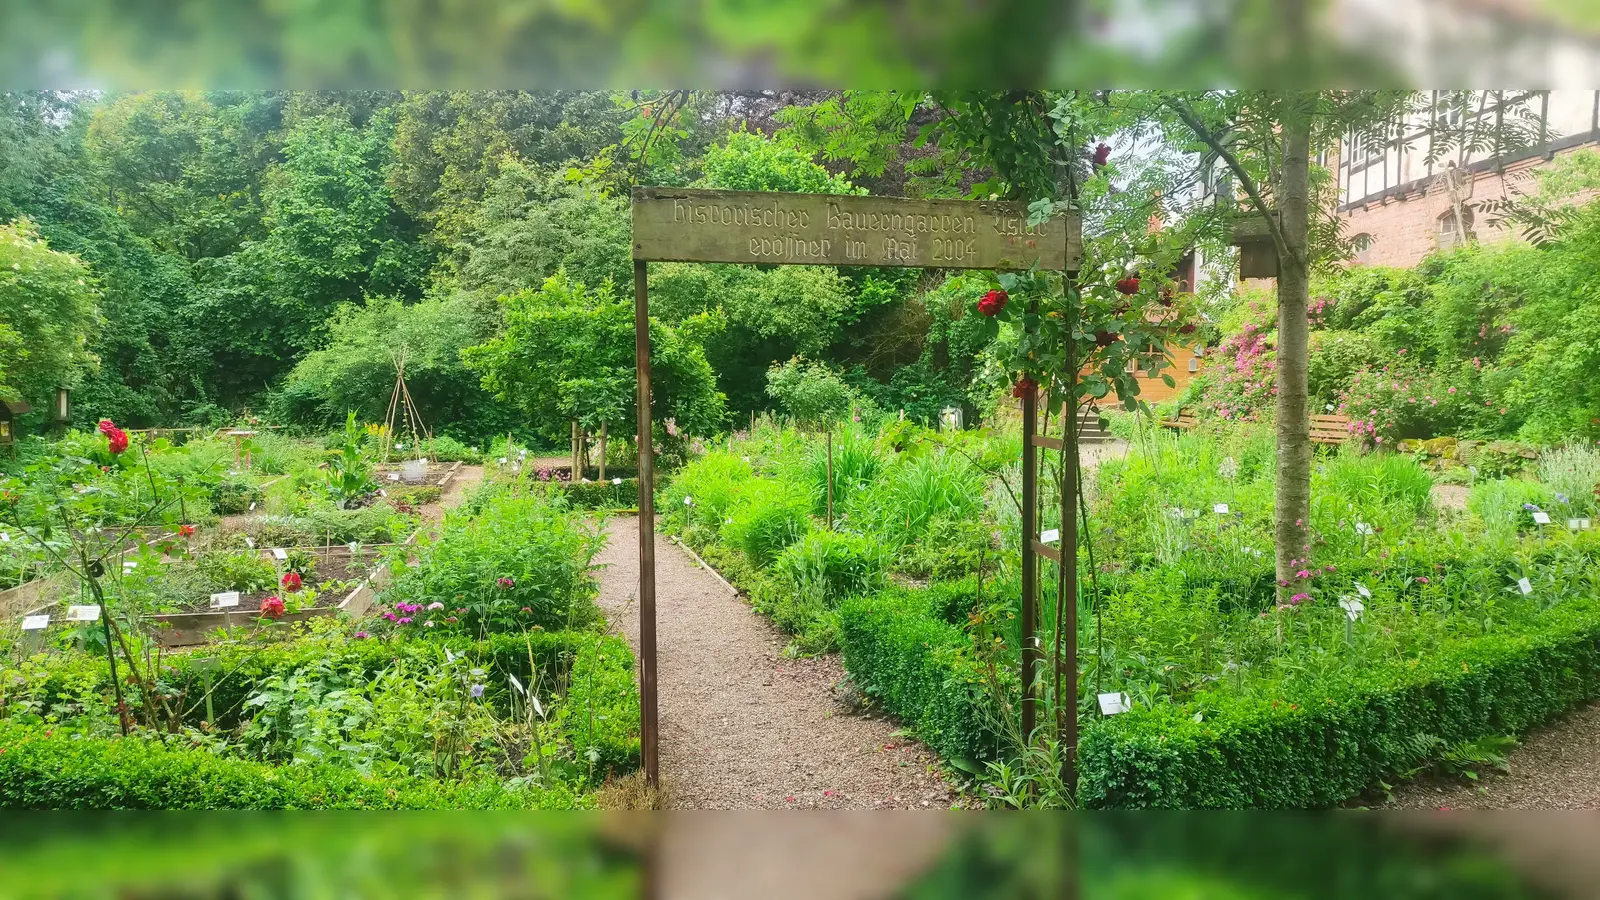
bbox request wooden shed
[0,399,30,445]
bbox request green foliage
[765,357,861,428]
[464,272,726,445]
[1537,442,1600,517]
[322,412,378,509]
[0,219,100,410]
[0,722,579,809]
[383,490,604,635]
[1319,452,1434,520]
[721,480,813,569]
[837,586,1001,764]
[698,130,861,195]
[768,530,888,641]
[209,474,262,515]
[660,450,754,532]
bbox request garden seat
[1309,413,1354,445]
[1161,408,1201,431]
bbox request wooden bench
[1309,413,1354,445]
[1163,408,1353,444]
[1161,408,1201,430]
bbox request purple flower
[1290,592,1310,605]
[354,631,369,639]
[1323,564,1336,573]
[383,613,397,622]
[1557,493,1569,504]
[1523,503,1539,512]
[1416,576,1430,584]
[470,684,485,699]
[397,617,412,625]
[1296,569,1313,579]
[497,577,515,589]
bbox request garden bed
[376,459,463,489]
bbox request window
[1350,233,1375,264]
[1438,207,1474,249]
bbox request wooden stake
[599,421,608,483]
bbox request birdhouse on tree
[0,399,30,446]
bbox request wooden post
[1060,338,1079,795]
[1020,381,1039,745]
[599,421,608,483]
[825,429,834,531]
[570,420,580,478]
[634,258,659,791]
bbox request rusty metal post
[634,258,659,790]
[1061,334,1079,795]
[825,429,834,531]
[1020,379,1038,745]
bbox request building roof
[1,399,31,416]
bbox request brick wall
[1336,143,1600,269]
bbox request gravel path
[1385,700,1600,809]
[419,464,482,523]
[593,516,960,810]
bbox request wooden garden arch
[630,186,1084,789]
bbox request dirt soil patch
[593,515,961,810]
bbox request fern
[1439,735,1517,777]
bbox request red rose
[1159,289,1175,307]
[1011,377,1038,399]
[281,571,302,592]
[98,419,129,455]
[1179,323,1197,335]
[1114,276,1140,296]
[260,595,286,619]
[178,524,196,538]
[1092,143,1111,167]
[977,289,1009,317]
[1095,330,1120,347]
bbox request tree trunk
[1274,98,1314,603]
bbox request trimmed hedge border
[1080,595,1600,808]
[838,587,1002,765]
[0,723,587,809]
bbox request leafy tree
[0,219,101,412]
[273,294,517,441]
[765,357,860,427]
[698,130,862,195]
[463,272,726,444]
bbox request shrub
[1467,479,1557,539]
[382,492,605,634]
[0,722,585,809]
[210,476,263,515]
[1537,442,1600,517]
[546,477,640,510]
[773,531,887,608]
[721,480,812,568]
[1078,593,1600,808]
[837,587,1002,765]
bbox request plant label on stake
[0,531,9,542]
[244,537,255,548]
[1213,503,1230,515]
[1355,522,1373,536]
[508,673,526,695]
[388,473,401,482]
[1532,512,1552,526]
[249,502,256,511]
[1356,583,1372,599]
[272,548,288,561]
[66,605,100,622]
[445,648,456,663]
[1039,528,1060,544]
[1571,518,1593,531]
[613,477,622,485]
[21,614,49,631]
[1097,692,1130,715]
[210,591,240,609]
[1518,577,1533,596]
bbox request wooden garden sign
[631,187,1081,789]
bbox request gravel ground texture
[1386,700,1600,809]
[419,464,482,523]
[593,516,961,810]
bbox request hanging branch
[1164,96,1296,266]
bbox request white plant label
[498,457,507,464]
[0,531,9,542]
[348,542,360,553]
[21,615,49,631]
[684,496,693,506]
[210,591,240,609]
[1355,522,1373,536]
[1518,577,1534,595]
[1213,504,1230,515]
[244,537,256,548]
[1356,583,1372,599]
[445,649,456,663]
[530,693,545,717]
[1039,529,1060,544]
[122,560,136,570]
[1532,512,1552,525]
[1339,597,1365,621]
[388,473,401,482]
[272,548,288,560]
[378,489,387,497]
[508,673,526,695]
[249,502,256,511]
[66,605,100,622]
[1097,692,1131,715]
[1192,711,1204,723]
[612,478,623,485]
[1571,518,1593,531]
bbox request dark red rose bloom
[1114,276,1140,296]
[281,571,302,592]
[1092,143,1111,167]
[260,596,286,619]
[977,288,1009,317]
[1011,377,1038,399]
[98,419,129,455]
[1159,289,1176,307]
[1095,330,1120,347]
[1179,323,1197,335]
